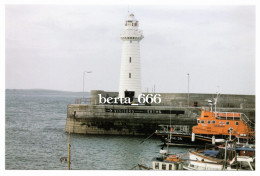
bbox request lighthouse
[119,13,143,99]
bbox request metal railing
[156,125,190,134]
[75,98,91,104]
[215,111,255,131]
[240,113,255,131]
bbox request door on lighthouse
[124,91,135,103]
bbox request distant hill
[5,89,89,96]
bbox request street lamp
[187,73,190,107]
[83,71,92,98]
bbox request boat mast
[229,127,233,141]
[223,140,228,170]
[214,93,220,115]
[170,103,172,142]
[208,100,213,112]
[68,126,71,170]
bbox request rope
[140,132,155,144]
[130,165,138,170]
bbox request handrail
[75,98,91,104]
[240,113,255,130]
[157,125,190,133]
[215,112,254,130]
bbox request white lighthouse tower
[119,13,143,98]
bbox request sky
[5,5,255,94]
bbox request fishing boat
[137,144,184,170]
[184,156,254,171]
[156,94,255,146]
[183,140,255,171]
[151,149,184,170]
[156,124,214,146]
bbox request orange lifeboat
[192,109,255,139]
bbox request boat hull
[158,133,216,146]
[158,132,253,146]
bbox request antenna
[214,92,220,115]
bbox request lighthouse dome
[126,13,137,22]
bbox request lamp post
[187,73,190,107]
[83,71,92,98]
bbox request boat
[183,140,255,171]
[156,94,255,146]
[184,156,254,171]
[151,149,184,170]
[137,134,255,171]
[192,107,255,144]
[156,124,214,146]
[137,144,185,170]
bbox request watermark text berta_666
[98,94,161,104]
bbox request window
[212,120,215,124]
[155,163,159,169]
[162,164,166,170]
[130,40,132,43]
[235,122,239,126]
[201,120,204,124]
[169,164,172,170]
[129,57,131,63]
[219,121,224,125]
[197,119,200,124]
[207,120,211,124]
[129,73,131,78]
[226,121,230,125]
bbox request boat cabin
[152,158,183,170]
[193,109,254,138]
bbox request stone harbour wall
[65,104,255,136]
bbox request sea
[5,89,192,170]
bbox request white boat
[183,155,254,171]
[183,142,255,171]
[151,149,184,170]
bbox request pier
[65,90,255,136]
